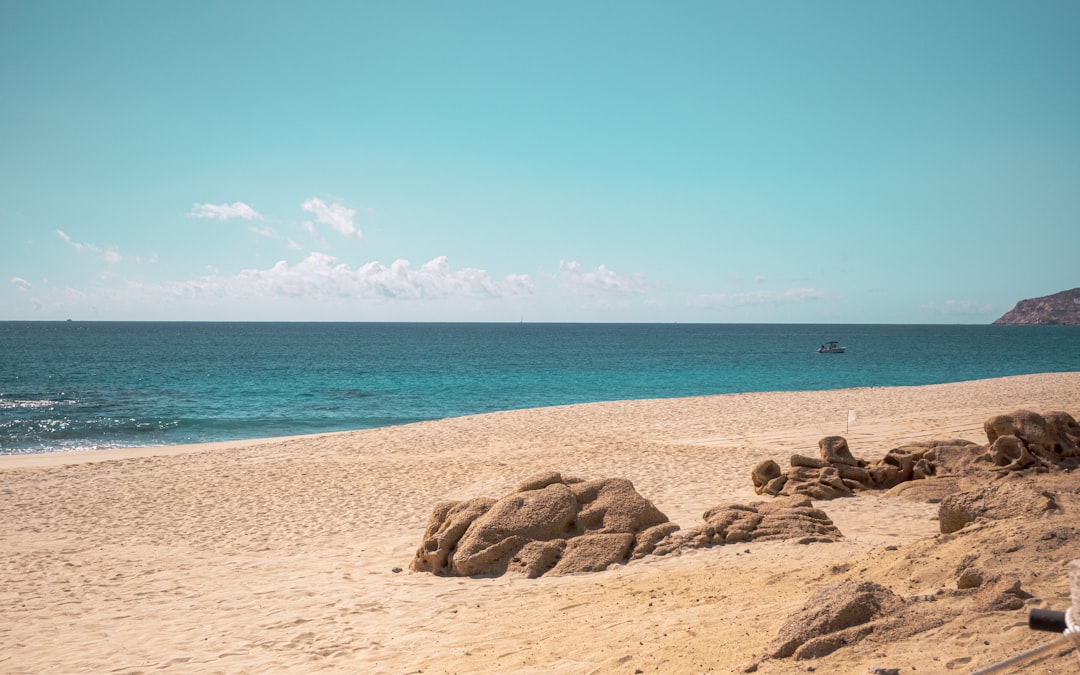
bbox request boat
[818,341,846,354]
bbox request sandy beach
[3,372,1080,674]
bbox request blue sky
[2,1,1077,322]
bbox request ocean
[2,322,1079,455]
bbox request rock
[654,495,842,555]
[549,533,635,575]
[939,482,1062,534]
[1043,411,1080,457]
[411,497,498,574]
[748,411,1080,502]
[992,287,1080,325]
[767,580,902,659]
[791,454,828,469]
[956,568,985,589]
[764,475,788,496]
[984,410,1080,465]
[986,410,1055,452]
[752,459,783,495]
[977,577,1033,612]
[516,470,573,492]
[988,435,1039,471]
[411,472,675,578]
[820,436,862,467]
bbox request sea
[2,322,1079,455]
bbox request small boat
[818,341,846,354]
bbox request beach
[3,372,1080,673]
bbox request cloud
[558,261,646,296]
[248,225,278,239]
[693,287,825,308]
[925,299,993,316]
[189,202,263,221]
[56,229,122,263]
[10,277,31,291]
[302,198,361,239]
[74,254,536,307]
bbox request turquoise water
[2,322,1079,454]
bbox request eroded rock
[411,472,676,578]
[767,579,903,660]
[751,409,1079,501]
[938,481,1061,534]
[652,495,842,555]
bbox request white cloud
[693,287,825,308]
[189,202,263,221]
[302,198,361,239]
[558,261,646,296]
[926,299,993,316]
[70,254,535,307]
[10,277,31,291]
[56,229,122,263]
[248,225,278,239]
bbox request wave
[0,398,78,410]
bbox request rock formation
[752,436,984,499]
[411,471,679,578]
[412,473,842,578]
[766,580,903,660]
[938,480,1061,534]
[993,287,1080,325]
[652,495,843,556]
[752,410,1080,500]
[984,409,1080,470]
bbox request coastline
[4,371,1078,470]
[2,372,1080,673]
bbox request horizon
[3,2,1078,323]
[4,318,1070,326]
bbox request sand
[2,372,1080,674]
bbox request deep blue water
[2,322,1078,455]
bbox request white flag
[847,410,857,424]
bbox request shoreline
[3,371,1080,673]
[4,371,1078,471]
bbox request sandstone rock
[752,459,782,493]
[411,497,498,574]
[748,416,1077,503]
[977,577,1033,612]
[767,580,902,659]
[763,475,787,496]
[988,435,1039,471]
[653,495,842,555]
[791,454,828,469]
[956,568,985,589]
[986,410,1057,453]
[939,482,1062,534]
[411,472,675,578]
[820,436,862,467]
[984,410,1080,463]
[1043,411,1080,457]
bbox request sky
[2,1,1078,323]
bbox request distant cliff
[993,288,1080,325]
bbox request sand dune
[2,372,1080,673]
